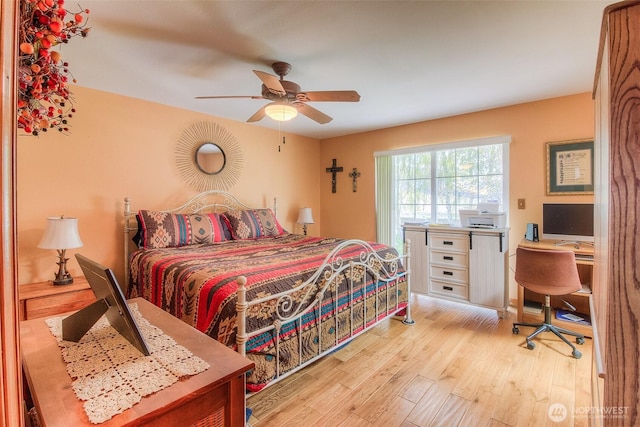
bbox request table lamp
[38,216,83,285]
[297,207,315,236]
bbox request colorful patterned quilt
[126,234,408,391]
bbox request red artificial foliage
[18,0,90,135]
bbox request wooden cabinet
[592,1,640,423]
[469,232,509,310]
[404,227,429,295]
[18,277,96,321]
[21,297,254,427]
[404,225,509,317]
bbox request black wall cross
[325,158,343,193]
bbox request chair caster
[572,349,582,359]
[526,341,535,350]
[512,326,519,334]
[576,337,585,345]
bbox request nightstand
[18,277,96,321]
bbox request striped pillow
[224,209,285,240]
[137,210,231,249]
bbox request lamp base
[52,249,74,285]
[52,275,74,286]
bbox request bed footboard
[235,239,413,391]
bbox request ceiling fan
[196,61,360,124]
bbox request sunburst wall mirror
[176,121,243,191]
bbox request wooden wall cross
[325,158,343,193]
[349,168,361,192]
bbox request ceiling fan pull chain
[277,127,289,152]
[278,123,282,152]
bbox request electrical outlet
[517,199,526,209]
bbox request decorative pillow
[136,210,231,249]
[224,209,285,240]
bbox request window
[375,136,510,251]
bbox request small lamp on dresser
[297,207,315,236]
[38,216,83,285]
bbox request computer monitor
[61,254,150,356]
[542,203,594,244]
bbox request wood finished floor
[247,294,593,427]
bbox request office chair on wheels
[512,247,585,359]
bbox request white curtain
[375,156,393,246]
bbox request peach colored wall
[18,88,594,304]
[17,85,321,285]
[319,92,595,300]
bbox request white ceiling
[61,1,609,140]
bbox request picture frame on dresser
[61,254,150,356]
[545,139,594,195]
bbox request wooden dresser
[21,297,254,426]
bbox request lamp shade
[297,207,315,225]
[38,216,83,250]
[265,102,298,121]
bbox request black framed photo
[546,139,594,195]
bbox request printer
[459,202,507,228]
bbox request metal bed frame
[123,190,414,391]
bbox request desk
[21,297,254,427]
[516,239,593,337]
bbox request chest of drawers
[404,225,509,317]
[429,231,469,300]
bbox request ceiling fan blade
[253,70,286,97]
[247,106,267,122]
[195,95,264,99]
[296,90,361,102]
[296,103,332,124]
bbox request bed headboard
[123,190,277,287]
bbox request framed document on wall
[546,139,594,195]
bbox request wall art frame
[176,121,243,191]
[545,139,594,195]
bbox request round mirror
[195,143,225,175]
[176,121,243,191]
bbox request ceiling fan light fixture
[265,103,298,122]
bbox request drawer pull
[443,241,453,245]
[443,256,453,261]
[443,271,453,276]
[443,286,454,291]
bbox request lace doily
[45,303,210,424]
